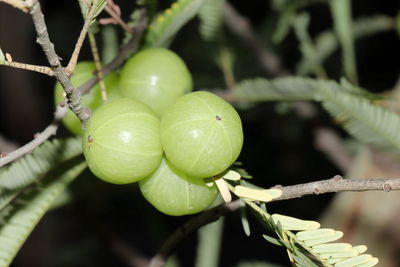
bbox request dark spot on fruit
[215,115,222,121]
[88,135,94,143]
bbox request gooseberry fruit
[139,157,219,216]
[120,48,193,116]
[82,98,163,184]
[160,91,243,178]
[54,62,122,135]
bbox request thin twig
[29,0,90,127]
[0,60,54,76]
[79,12,147,95]
[110,236,150,267]
[103,2,133,33]
[0,8,148,167]
[88,30,108,102]
[65,1,96,75]
[149,175,400,267]
[0,105,68,167]
[148,201,242,267]
[0,0,28,12]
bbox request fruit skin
[161,91,243,178]
[120,48,193,116]
[54,62,121,135]
[139,157,219,216]
[82,98,163,184]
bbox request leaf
[0,48,4,63]
[198,0,225,42]
[240,206,251,236]
[233,77,318,101]
[317,84,400,152]
[0,158,86,266]
[292,13,326,77]
[297,15,394,75]
[195,218,224,267]
[243,198,380,267]
[0,138,82,192]
[145,0,207,47]
[262,234,282,246]
[272,0,302,43]
[329,0,357,83]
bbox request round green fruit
[139,157,219,216]
[54,62,122,135]
[82,98,163,184]
[160,91,244,178]
[120,48,193,116]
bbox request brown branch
[79,13,148,95]
[148,201,242,267]
[0,104,68,167]
[29,0,90,128]
[0,60,54,76]
[149,175,400,267]
[65,1,97,75]
[0,8,148,167]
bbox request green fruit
[120,48,193,116]
[82,98,163,184]
[54,62,122,135]
[139,157,219,216]
[161,91,243,178]
[105,72,122,102]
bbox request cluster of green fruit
[55,48,244,216]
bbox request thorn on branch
[333,175,343,182]
[383,183,392,192]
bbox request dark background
[0,0,399,266]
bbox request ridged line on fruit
[91,112,159,137]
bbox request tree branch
[148,201,242,267]
[0,5,147,168]
[0,60,54,76]
[149,175,400,267]
[79,13,147,95]
[0,104,68,167]
[29,0,90,128]
[65,1,97,75]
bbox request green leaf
[233,77,320,101]
[145,0,207,47]
[262,234,283,246]
[297,15,394,76]
[0,138,82,192]
[240,206,251,236]
[272,0,302,43]
[233,77,380,102]
[195,218,224,267]
[329,0,357,83]
[198,0,225,42]
[292,13,326,77]
[0,48,4,63]
[0,158,86,266]
[317,84,400,152]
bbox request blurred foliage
[0,0,399,266]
